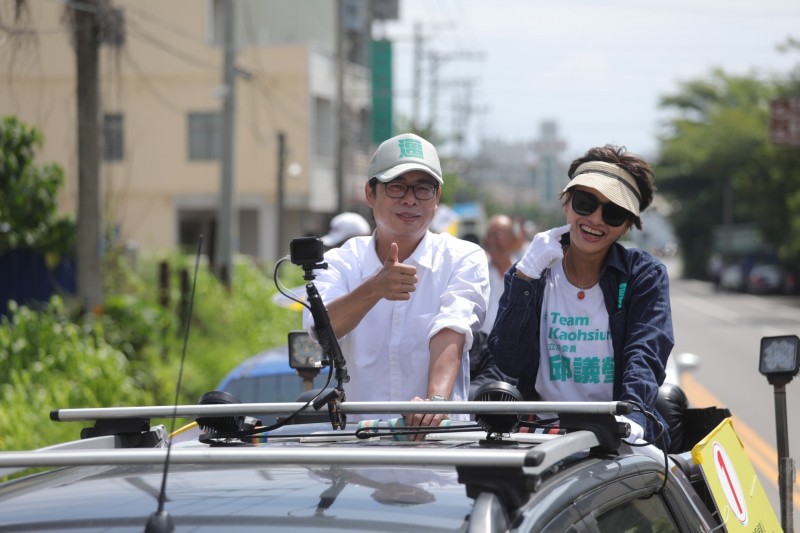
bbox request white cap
[321,212,372,247]
[367,133,443,184]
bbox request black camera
[290,237,324,267]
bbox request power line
[125,18,217,71]
[120,47,186,114]
[123,4,202,44]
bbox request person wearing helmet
[320,212,372,249]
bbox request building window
[103,113,124,161]
[188,112,220,161]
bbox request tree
[769,39,800,272]
[655,69,787,278]
[0,117,75,256]
[2,1,125,312]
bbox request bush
[174,256,303,402]
[0,298,150,451]
[0,253,305,452]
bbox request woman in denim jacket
[488,145,674,450]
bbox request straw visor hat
[563,161,642,216]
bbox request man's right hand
[375,242,418,300]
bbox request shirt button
[523,290,530,296]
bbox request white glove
[516,224,571,279]
[616,415,644,444]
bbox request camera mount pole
[302,263,349,430]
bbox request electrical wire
[618,401,670,494]
[125,18,217,72]
[355,424,482,440]
[169,421,199,439]
[273,256,312,313]
[201,257,328,443]
[122,4,202,44]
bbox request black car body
[0,396,730,532]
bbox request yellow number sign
[692,418,782,533]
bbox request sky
[379,0,800,161]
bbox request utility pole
[335,0,345,213]
[216,0,237,288]
[72,0,105,313]
[276,132,286,257]
[428,50,482,127]
[450,81,487,156]
[411,21,423,130]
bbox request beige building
[0,0,375,262]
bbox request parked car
[1,385,747,532]
[719,263,745,292]
[746,264,796,295]
[216,332,332,424]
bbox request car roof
[0,399,725,532]
[0,458,472,531]
[0,424,682,532]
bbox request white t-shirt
[536,260,614,403]
[303,231,489,421]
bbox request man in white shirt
[303,133,489,432]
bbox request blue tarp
[0,249,76,317]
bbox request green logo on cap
[398,138,424,159]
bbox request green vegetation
[0,116,304,452]
[656,51,800,279]
[0,254,305,452]
[0,116,75,257]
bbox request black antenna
[145,235,204,533]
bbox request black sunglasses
[570,189,631,227]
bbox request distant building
[465,138,538,211]
[532,121,568,212]
[0,0,384,262]
[463,121,568,213]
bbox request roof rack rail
[0,425,167,478]
[0,430,604,471]
[50,400,633,422]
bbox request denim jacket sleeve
[487,265,543,399]
[610,253,674,441]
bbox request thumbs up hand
[375,242,418,301]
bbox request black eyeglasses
[570,189,631,227]
[383,181,438,200]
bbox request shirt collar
[364,231,436,273]
[605,241,632,276]
[561,232,630,276]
